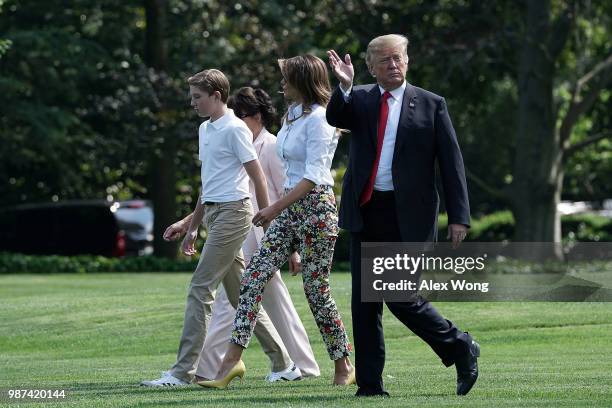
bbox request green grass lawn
[1,272,611,407]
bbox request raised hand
[327,49,354,90]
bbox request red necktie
[360,91,392,206]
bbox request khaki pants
[170,199,291,382]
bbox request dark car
[0,200,153,257]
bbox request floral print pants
[231,185,352,360]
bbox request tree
[457,0,611,254]
[2,0,609,257]
[143,0,179,258]
[513,0,610,245]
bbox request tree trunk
[511,0,563,259]
[511,172,564,259]
[145,0,167,70]
[151,140,178,259]
[144,0,178,259]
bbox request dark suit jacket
[326,83,470,242]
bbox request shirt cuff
[304,163,329,186]
[239,153,258,164]
[339,83,352,101]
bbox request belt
[204,198,249,206]
[371,190,395,200]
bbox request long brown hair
[278,55,331,116]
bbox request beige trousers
[169,199,291,382]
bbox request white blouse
[276,103,338,189]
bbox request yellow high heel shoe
[347,368,356,385]
[197,360,246,389]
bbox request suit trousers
[169,199,291,382]
[350,191,470,393]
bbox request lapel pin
[409,101,415,108]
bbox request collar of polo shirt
[208,109,234,129]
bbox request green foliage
[564,136,612,201]
[0,38,11,57]
[318,211,612,264]
[481,258,612,275]
[562,213,612,242]
[8,207,609,270]
[1,0,610,238]
[438,211,612,243]
[0,253,198,274]
[333,210,612,263]
[0,251,355,274]
[467,211,516,242]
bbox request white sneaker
[265,364,303,382]
[140,372,190,387]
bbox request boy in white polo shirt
[141,69,291,387]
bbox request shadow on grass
[56,380,452,405]
[52,382,362,406]
[66,378,334,393]
[132,395,352,407]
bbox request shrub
[0,252,198,274]
[439,211,612,242]
[3,212,609,273]
[562,213,612,242]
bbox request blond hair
[366,34,409,69]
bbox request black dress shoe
[455,333,480,396]
[355,387,390,397]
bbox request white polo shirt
[198,109,258,203]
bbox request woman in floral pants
[234,185,348,360]
[199,55,354,388]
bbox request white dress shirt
[341,81,407,191]
[198,109,257,203]
[276,103,339,189]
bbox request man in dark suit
[326,34,479,397]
